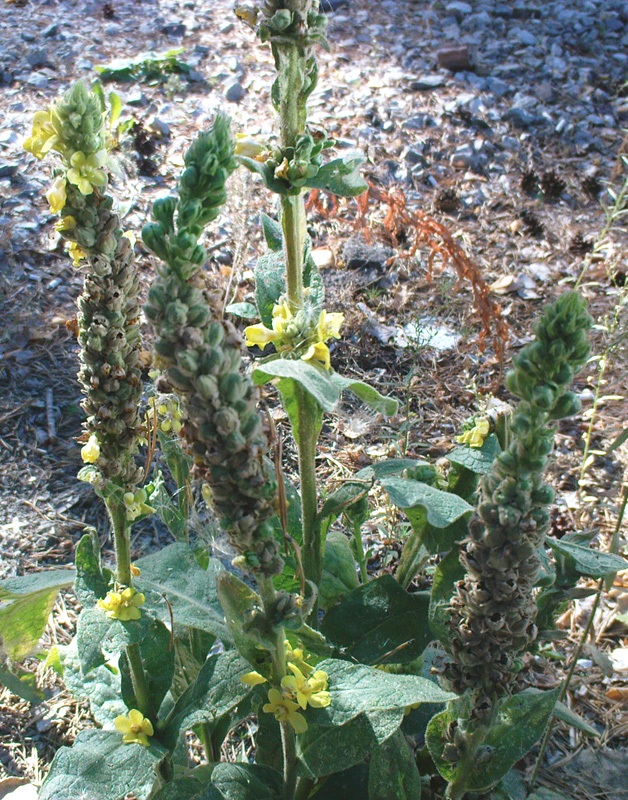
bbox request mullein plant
[429,292,593,799]
[24,82,152,711]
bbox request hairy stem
[295,384,321,620]
[125,641,151,716]
[351,520,369,584]
[281,720,298,800]
[281,193,306,312]
[108,496,132,589]
[445,704,498,800]
[107,497,150,714]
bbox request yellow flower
[455,417,490,449]
[281,664,331,710]
[317,310,344,342]
[156,399,183,434]
[301,340,331,370]
[66,149,108,195]
[56,215,76,232]
[285,640,314,677]
[114,709,154,746]
[263,688,308,734]
[45,177,67,214]
[234,133,267,160]
[123,488,154,521]
[241,671,268,686]
[98,586,145,621]
[81,434,100,463]
[23,110,59,159]
[130,564,141,577]
[244,322,280,350]
[67,241,87,268]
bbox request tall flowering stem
[25,81,148,710]
[441,292,591,799]
[238,0,330,603]
[143,115,282,580]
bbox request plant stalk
[294,777,315,800]
[281,720,298,800]
[295,385,322,619]
[351,520,369,583]
[445,703,499,800]
[281,193,306,312]
[107,496,150,714]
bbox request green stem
[107,496,132,586]
[198,722,218,763]
[125,641,151,716]
[295,386,321,621]
[281,194,306,312]
[106,496,150,714]
[281,721,298,800]
[351,520,368,583]
[445,704,499,800]
[294,777,315,800]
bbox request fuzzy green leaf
[0,667,44,704]
[135,543,230,642]
[152,778,222,800]
[61,639,126,724]
[215,572,272,675]
[39,729,165,800]
[261,213,283,252]
[306,153,368,197]
[76,606,153,673]
[308,658,455,730]
[297,710,402,778]
[161,649,252,749]
[321,575,432,665]
[0,570,74,660]
[429,549,464,645]
[225,301,259,319]
[151,475,189,543]
[546,538,628,578]
[317,479,372,527]
[427,687,560,793]
[210,762,283,799]
[253,360,397,417]
[368,729,422,800]
[381,478,473,530]
[446,434,501,474]
[310,764,369,799]
[254,250,285,328]
[74,530,112,605]
[319,532,360,611]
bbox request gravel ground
[0,0,627,795]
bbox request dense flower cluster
[25,83,143,493]
[245,299,343,369]
[445,292,591,711]
[143,115,281,576]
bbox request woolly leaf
[134,543,230,643]
[39,729,165,800]
[368,729,422,800]
[0,570,74,660]
[321,575,432,665]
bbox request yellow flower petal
[81,435,100,463]
[46,177,67,214]
[302,341,330,370]
[244,323,278,349]
[288,710,308,734]
[241,671,268,686]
